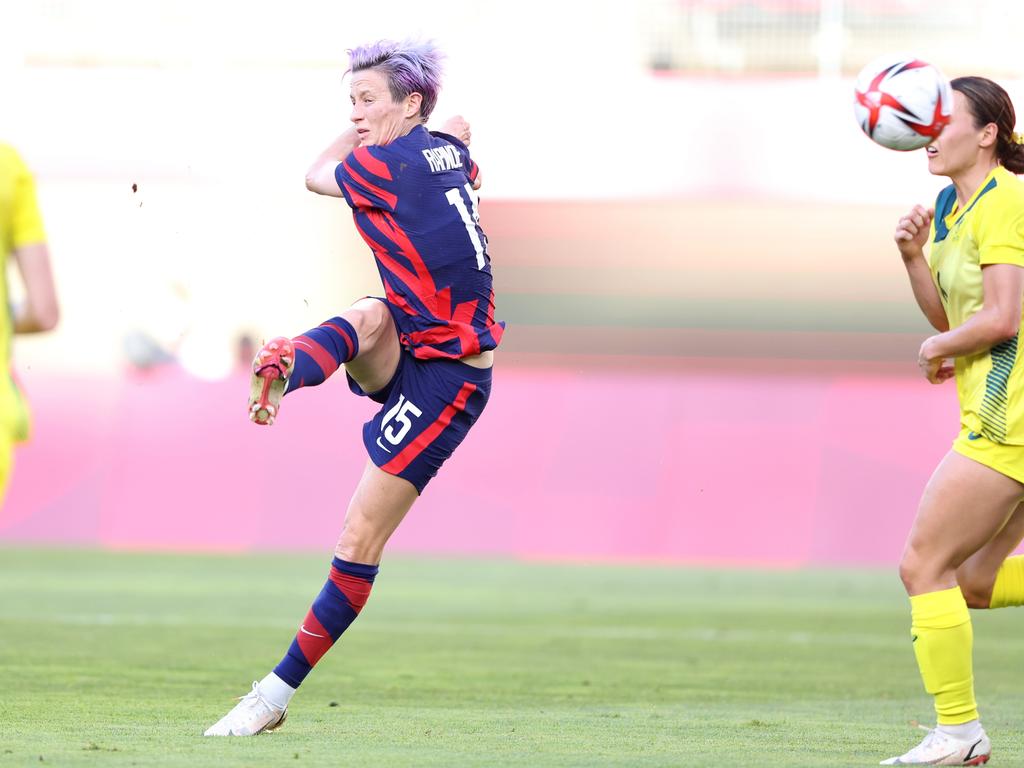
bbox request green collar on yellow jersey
[934,168,1003,243]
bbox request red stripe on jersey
[435,286,452,319]
[408,343,474,360]
[361,212,442,316]
[342,181,376,210]
[382,382,477,474]
[343,161,398,210]
[320,322,355,360]
[294,335,340,378]
[485,287,497,324]
[384,283,420,317]
[490,322,505,346]
[352,147,393,181]
[295,609,333,666]
[407,325,461,345]
[410,330,465,356]
[378,212,437,294]
[328,569,374,613]
[452,300,482,355]
[360,212,426,290]
[468,161,479,183]
[485,287,504,345]
[404,320,501,359]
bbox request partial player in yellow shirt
[885,77,1024,766]
[0,143,59,505]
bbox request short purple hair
[347,39,444,122]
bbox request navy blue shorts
[347,350,492,494]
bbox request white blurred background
[4,0,1023,379]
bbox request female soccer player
[205,40,502,736]
[0,143,59,506]
[885,77,1024,766]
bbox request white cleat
[203,682,288,736]
[881,724,990,765]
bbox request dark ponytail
[1003,143,1024,174]
[951,76,1024,174]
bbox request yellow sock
[990,555,1024,608]
[910,586,978,725]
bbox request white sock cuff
[937,720,984,741]
[258,672,296,710]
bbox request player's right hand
[894,205,933,259]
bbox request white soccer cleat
[881,724,990,765]
[203,682,288,736]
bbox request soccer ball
[853,56,952,151]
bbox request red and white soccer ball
[854,55,952,151]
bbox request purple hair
[347,39,444,122]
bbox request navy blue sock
[285,317,359,394]
[273,558,378,688]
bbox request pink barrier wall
[0,358,995,565]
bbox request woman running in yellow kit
[886,77,1024,766]
[0,143,59,504]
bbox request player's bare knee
[333,533,361,563]
[898,550,934,594]
[333,538,382,565]
[334,522,384,564]
[346,299,391,346]
[897,557,918,594]
[899,546,964,595]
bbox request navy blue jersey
[335,125,503,360]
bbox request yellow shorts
[953,426,1024,485]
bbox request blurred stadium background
[4,0,1024,563]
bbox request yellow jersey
[929,165,1024,444]
[0,144,46,442]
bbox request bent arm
[920,263,1023,361]
[305,127,360,197]
[902,251,949,332]
[895,205,947,331]
[11,242,59,333]
[436,116,481,190]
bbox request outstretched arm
[305,127,360,197]
[11,242,59,333]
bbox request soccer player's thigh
[335,460,419,565]
[954,441,1024,603]
[956,501,1024,606]
[948,439,1024,603]
[343,298,400,394]
[903,451,1024,583]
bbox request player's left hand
[918,337,954,384]
[440,115,472,146]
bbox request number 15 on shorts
[378,394,422,452]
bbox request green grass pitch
[1,549,1021,767]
